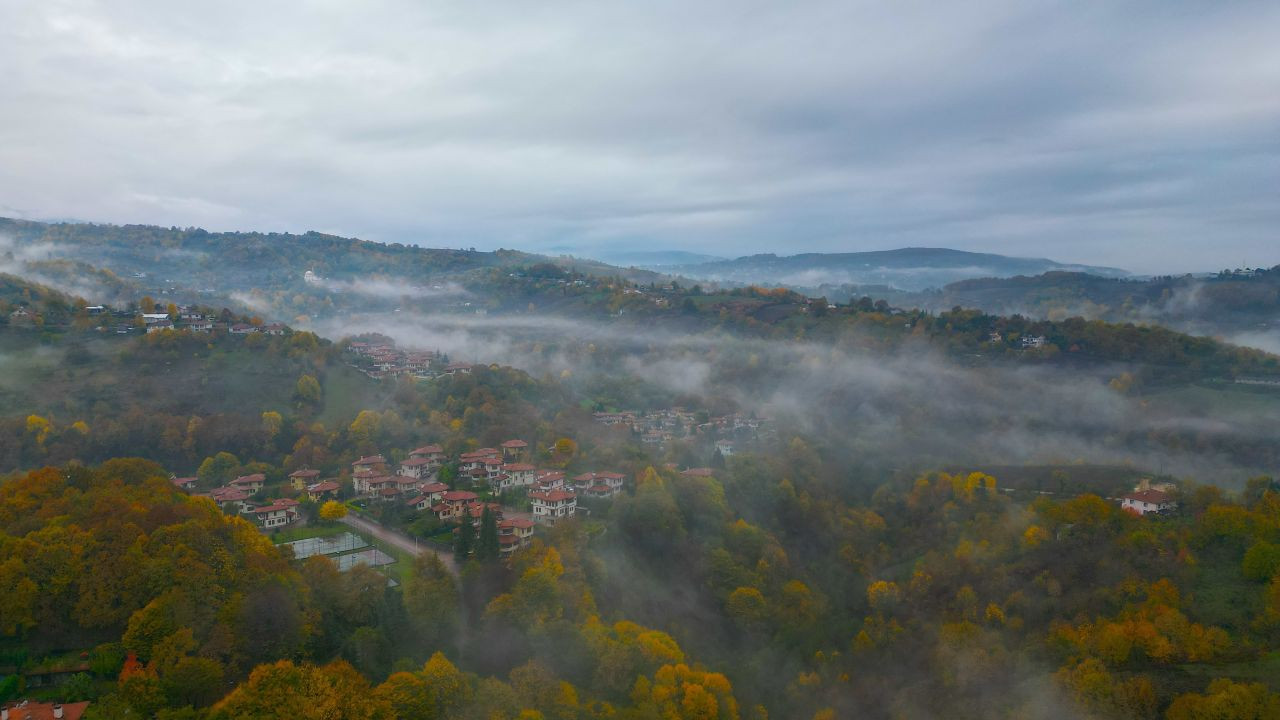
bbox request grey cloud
[0,1,1277,271]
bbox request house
[529,490,577,525]
[399,456,437,479]
[459,449,500,473]
[1021,335,1047,349]
[186,317,213,332]
[433,490,480,521]
[229,323,257,334]
[409,445,445,466]
[533,470,566,491]
[252,499,300,528]
[289,469,321,491]
[306,480,340,502]
[142,313,171,325]
[352,455,387,472]
[714,440,735,457]
[263,323,286,335]
[498,517,536,557]
[1121,489,1176,516]
[208,486,253,512]
[571,471,625,498]
[229,473,266,495]
[146,319,174,333]
[502,463,537,487]
[444,362,472,375]
[1121,479,1178,515]
[0,700,91,720]
[500,439,528,459]
[171,476,197,491]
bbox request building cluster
[141,308,285,335]
[181,473,310,529]
[345,339,478,381]
[593,407,771,448]
[348,439,627,530]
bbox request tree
[295,374,323,406]
[476,505,500,563]
[403,553,460,649]
[197,451,240,486]
[210,660,393,720]
[455,518,475,562]
[319,501,348,522]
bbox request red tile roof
[1124,489,1173,504]
[530,490,576,503]
[442,490,479,502]
[289,469,321,478]
[501,439,528,448]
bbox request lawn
[266,522,348,544]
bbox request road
[340,512,458,576]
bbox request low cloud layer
[1,1,1277,272]
[316,310,1280,483]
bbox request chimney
[54,706,64,720]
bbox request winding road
[340,512,458,576]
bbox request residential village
[174,436,673,562]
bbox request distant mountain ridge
[667,247,1129,291]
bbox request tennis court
[333,548,395,571]
[279,532,368,559]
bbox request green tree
[196,451,240,486]
[476,505,499,563]
[455,518,475,563]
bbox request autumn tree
[211,660,393,720]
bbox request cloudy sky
[1,0,1277,272]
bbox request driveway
[340,512,458,576]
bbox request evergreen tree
[454,515,474,562]
[476,505,500,563]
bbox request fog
[314,309,1280,485]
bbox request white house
[1121,489,1176,516]
[529,490,577,525]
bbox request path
[340,512,458,576]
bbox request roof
[410,445,443,455]
[307,481,340,493]
[1124,489,1173,504]
[503,463,535,472]
[289,469,321,478]
[420,482,449,493]
[171,476,197,486]
[499,517,535,529]
[210,487,249,502]
[681,468,715,477]
[501,439,528,448]
[252,502,296,514]
[1,700,91,720]
[596,471,625,480]
[352,455,387,466]
[400,457,434,466]
[442,490,479,502]
[231,473,265,485]
[530,490,576,503]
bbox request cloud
[0,1,1276,272]
[313,309,1279,482]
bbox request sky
[0,0,1277,273]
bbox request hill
[666,247,1129,291]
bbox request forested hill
[662,247,1129,291]
[0,217,667,313]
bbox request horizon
[2,1,1277,275]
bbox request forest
[0,235,1278,719]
